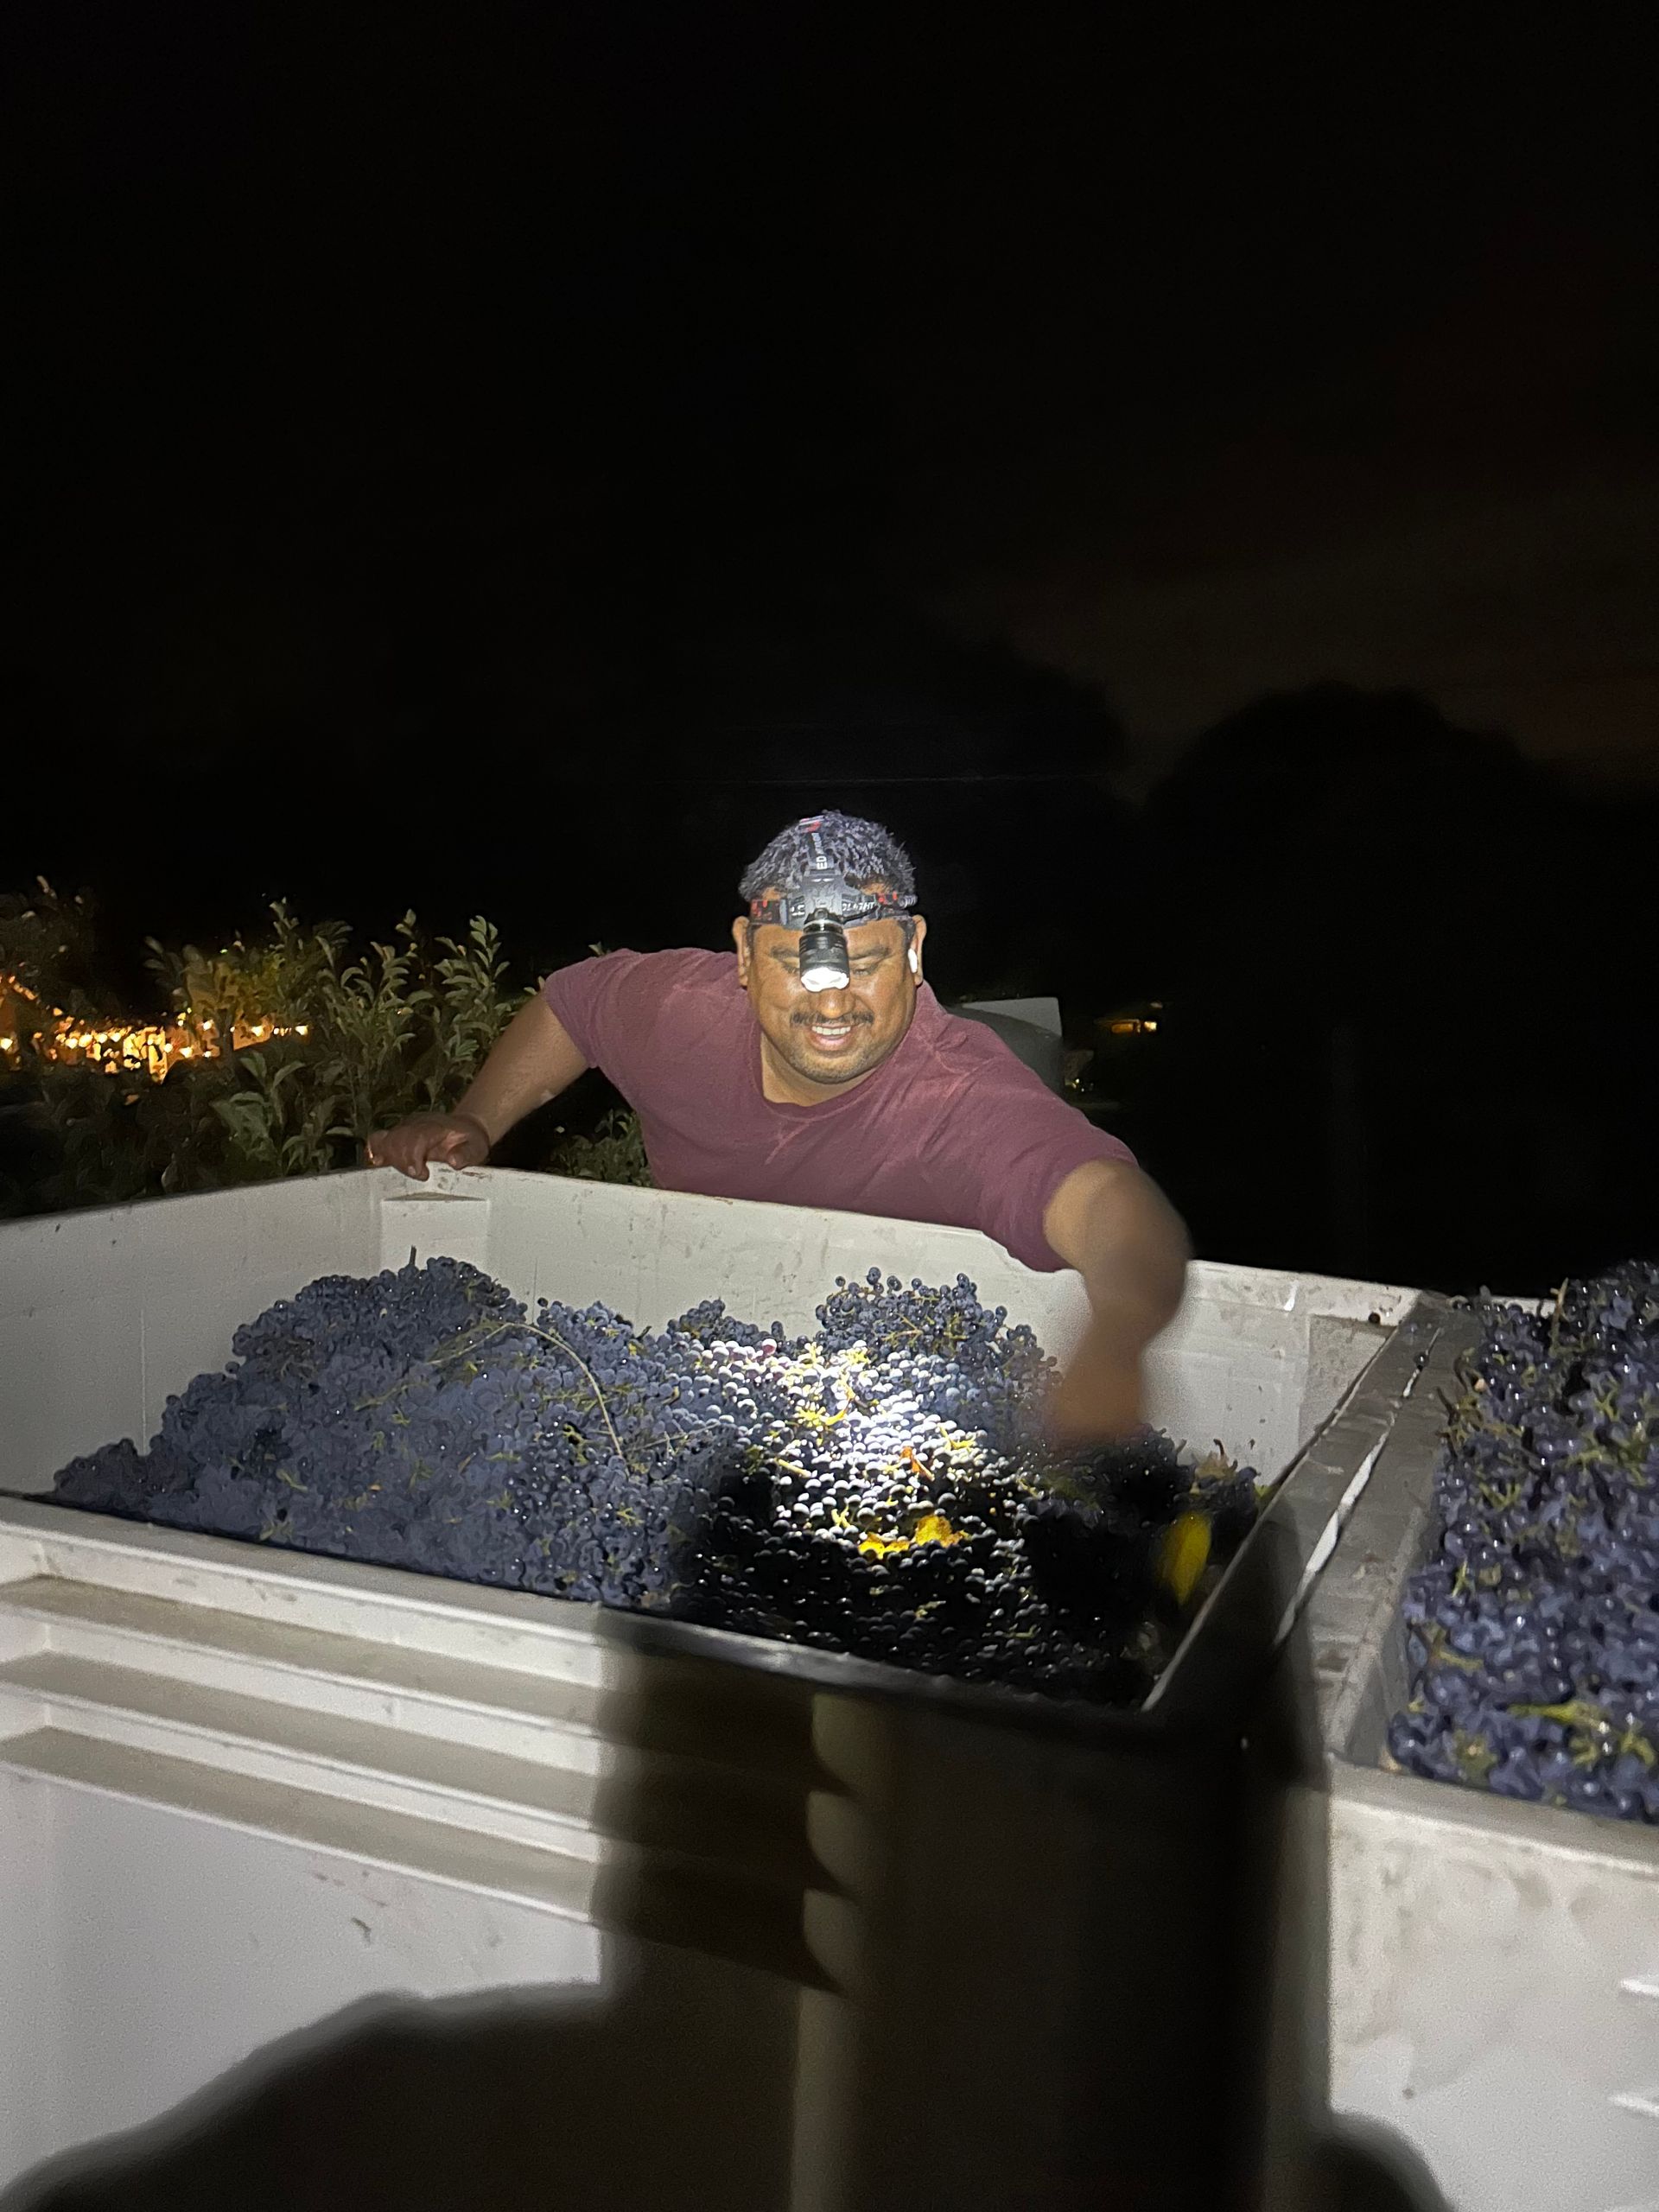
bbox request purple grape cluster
[48,1258,1260,1705]
[1389,1260,1659,1822]
[812,1269,1049,1454]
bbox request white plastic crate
[1292,1313,1659,2212]
[0,1167,1418,2205]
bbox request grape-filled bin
[0,1167,1423,2209]
[1293,1304,1659,2212]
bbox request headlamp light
[797,916,850,994]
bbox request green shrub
[545,1106,652,1187]
[0,880,105,1045]
[202,907,530,1181]
[0,902,650,1217]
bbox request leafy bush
[546,1106,652,1187]
[0,901,651,1217]
[204,907,529,1181]
[0,880,105,1044]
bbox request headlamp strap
[748,834,916,928]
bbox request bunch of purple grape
[1389,1260,1659,1822]
[48,1257,1258,1705]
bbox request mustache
[792,1007,873,1027]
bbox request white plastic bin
[1282,1309,1659,2212]
[0,1167,1420,2208]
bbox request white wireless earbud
[907,948,919,975]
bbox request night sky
[3,7,1655,1285]
[882,22,1659,792]
[7,12,1655,787]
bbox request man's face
[733,912,927,1090]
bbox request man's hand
[365,1112,491,1181]
[1042,1158,1190,1446]
[1048,1313,1149,1444]
[365,999,592,1180]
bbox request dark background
[3,5,1656,1294]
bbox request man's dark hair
[739,810,918,910]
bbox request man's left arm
[1041,1158,1192,1443]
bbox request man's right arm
[365,995,590,1180]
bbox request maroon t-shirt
[541,950,1133,1272]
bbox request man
[368,812,1188,1440]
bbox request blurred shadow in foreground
[1,1503,1450,2212]
[0,1964,800,2212]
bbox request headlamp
[747,819,917,996]
[797,917,850,994]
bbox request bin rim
[0,1488,1223,1749]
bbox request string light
[0,971,303,1081]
